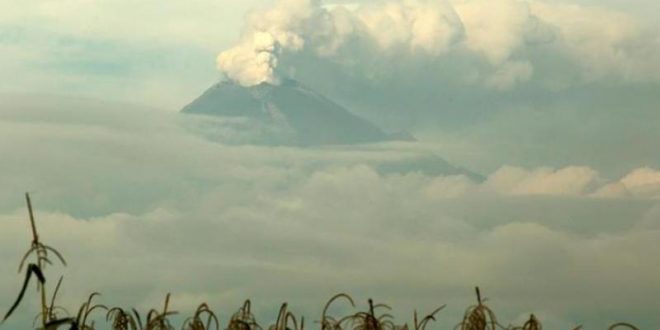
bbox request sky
[0,0,659,329]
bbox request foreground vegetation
[1,194,641,330]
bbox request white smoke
[217,0,660,88]
[217,0,316,86]
[217,0,464,86]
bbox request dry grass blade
[3,263,45,322]
[43,317,77,329]
[320,293,355,330]
[229,300,262,330]
[35,307,72,329]
[608,323,640,330]
[269,303,288,330]
[146,313,177,330]
[33,276,73,328]
[144,293,177,330]
[48,276,65,319]
[107,307,140,330]
[285,311,299,330]
[267,303,301,330]
[3,193,68,328]
[182,303,220,330]
[18,246,38,272]
[75,292,108,329]
[456,287,501,330]
[132,308,145,330]
[511,314,541,330]
[413,305,446,330]
[19,194,67,272]
[347,299,398,330]
[43,245,68,267]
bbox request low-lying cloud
[0,96,658,328]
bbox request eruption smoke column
[217,31,285,86]
[216,0,659,89]
[216,0,464,87]
[216,0,315,86]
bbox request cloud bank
[0,96,659,328]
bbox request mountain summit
[181,79,413,146]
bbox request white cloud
[453,0,538,65]
[485,60,534,90]
[216,0,660,89]
[530,1,660,82]
[592,182,632,198]
[356,0,462,55]
[620,167,660,189]
[424,175,478,198]
[483,165,600,196]
[1,160,659,328]
[595,167,660,198]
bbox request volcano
[181,79,413,146]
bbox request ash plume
[217,0,660,90]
